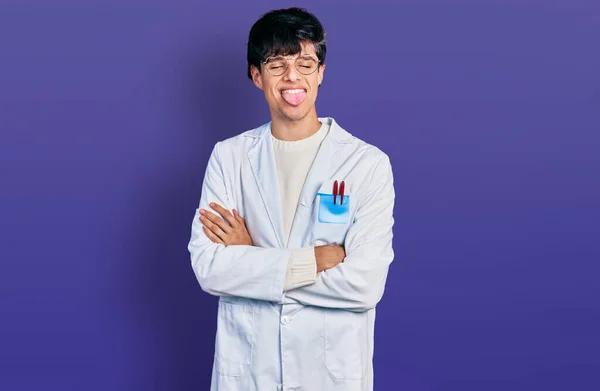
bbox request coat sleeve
[283,154,396,312]
[187,142,290,302]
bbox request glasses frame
[261,54,322,76]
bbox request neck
[270,109,322,141]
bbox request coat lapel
[247,124,286,248]
[297,134,338,210]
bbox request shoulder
[210,122,270,157]
[328,117,392,171]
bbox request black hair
[246,7,327,80]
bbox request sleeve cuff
[282,247,317,292]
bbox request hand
[314,244,345,273]
[199,202,253,246]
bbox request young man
[188,7,395,391]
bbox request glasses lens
[265,57,287,76]
[264,56,319,76]
[296,57,319,75]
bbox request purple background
[1,1,599,390]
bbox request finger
[202,226,224,245]
[200,214,228,239]
[210,203,237,227]
[202,221,227,243]
[233,209,245,225]
[203,226,220,243]
[200,209,231,233]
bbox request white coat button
[281,316,289,324]
[277,386,283,391]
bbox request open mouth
[281,88,307,106]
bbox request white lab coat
[188,117,395,391]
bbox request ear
[318,63,326,86]
[250,65,264,90]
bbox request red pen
[339,181,345,205]
[333,180,338,205]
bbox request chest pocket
[311,180,354,246]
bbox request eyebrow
[268,53,317,59]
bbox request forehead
[266,41,317,58]
[297,41,317,54]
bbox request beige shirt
[271,121,330,291]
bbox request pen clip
[339,181,345,205]
[333,180,338,205]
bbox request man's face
[250,41,325,123]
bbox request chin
[278,108,311,122]
[277,102,314,121]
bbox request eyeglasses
[261,55,321,76]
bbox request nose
[282,59,300,82]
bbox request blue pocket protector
[317,192,350,224]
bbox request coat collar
[244,117,354,144]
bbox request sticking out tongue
[281,90,306,106]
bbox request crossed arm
[198,202,344,273]
[188,143,394,312]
